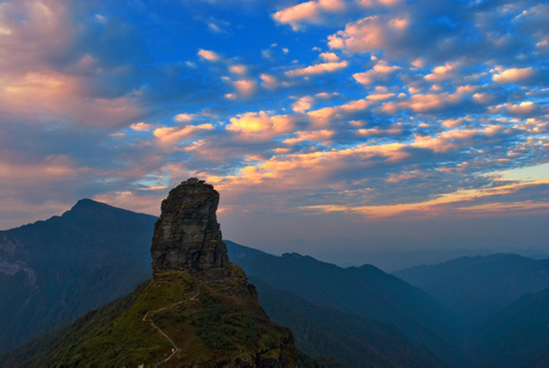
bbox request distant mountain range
[1,199,549,367]
[467,286,549,367]
[394,254,549,325]
[226,241,460,366]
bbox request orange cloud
[226,111,295,141]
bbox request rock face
[151,178,229,272]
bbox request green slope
[1,265,297,368]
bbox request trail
[142,282,202,368]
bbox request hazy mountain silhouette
[226,241,461,366]
[467,287,549,367]
[0,199,156,353]
[395,254,549,325]
[249,276,445,367]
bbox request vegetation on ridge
[2,265,295,368]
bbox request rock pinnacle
[150,178,229,272]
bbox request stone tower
[150,178,229,272]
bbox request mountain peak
[71,198,108,210]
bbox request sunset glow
[1,0,547,256]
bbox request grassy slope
[2,264,296,368]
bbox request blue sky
[0,0,548,261]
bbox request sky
[0,0,548,265]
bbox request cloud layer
[0,0,547,257]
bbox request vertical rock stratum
[151,178,229,271]
[2,179,297,368]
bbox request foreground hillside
[0,199,156,354]
[3,267,296,367]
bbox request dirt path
[142,283,202,367]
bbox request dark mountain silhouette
[226,241,461,366]
[249,276,444,367]
[467,286,549,367]
[394,254,549,325]
[0,199,156,354]
[1,179,297,367]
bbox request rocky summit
[151,178,229,272]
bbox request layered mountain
[227,241,461,366]
[0,199,156,354]
[467,287,549,367]
[394,254,549,324]
[250,277,444,367]
[2,179,297,367]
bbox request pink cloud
[492,67,535,83]
[273,0,346,30]
[353,61,400,85]
[130,122,154,131]
[401,93,461,113]
[286,60,348,77]
[292,96,315,112]
[153,123,214,145]
[197,49,221,62]
[328,15,408,54]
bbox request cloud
[283,129,334,145]
[505,101,538,117]
[292,96,315,112]
[260,74,278,89]
[353,61,400,85]
[492,67,535,83]
[226,111,294,141]
[424,62,460,82]
[327,15,408,53]
[319,51,339,61]
[273,0,347,30]
[229,64,248,74]
[197,49,221,62]
[174,113,194,123]
[153,123,214,145]
[401,93,462,113]
[130,122,153,131]
[285,60,348,77]
[233,79,258,97]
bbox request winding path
[142,283,202,367]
